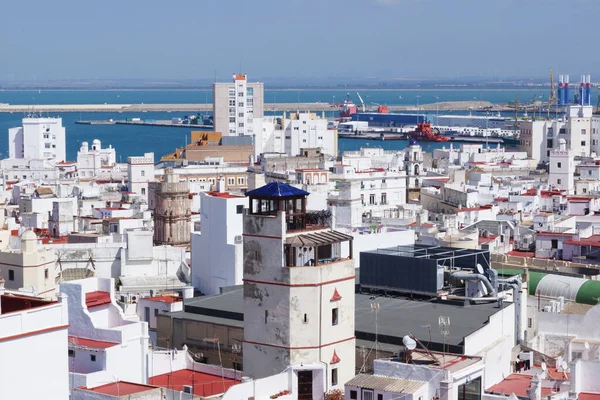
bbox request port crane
[548,68,557,118]
[356,92,366,113]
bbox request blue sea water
[0,88,557,160]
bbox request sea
[0,88,581,161]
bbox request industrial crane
[548,68,557,118]
[356,92,366,113]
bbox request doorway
[297,370,313,400]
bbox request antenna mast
[371,302,380,360]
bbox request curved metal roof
[535,274,586,302]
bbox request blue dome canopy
[246,181,310,198]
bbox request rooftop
[85,291,111,308]
[0,294,56,315]
[166,287,508,354]
[149,369,239,397]
[144,295,183,304]
[345,374,424,394]
[77,381,158,396]
[486,374,555,397]
[69,336,119,349]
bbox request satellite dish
[541,362,547,371]
[585,342,590,350]
[476,263,484,274]
[402,335,417,350]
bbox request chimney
[216,177,226,193]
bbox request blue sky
[1,0,598,81]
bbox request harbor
[0,99,532,113]
[75,119,212,129]
[338,132,505,144]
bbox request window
[331,368,338,386]
[44,269,48,279]
[547,139,553,148]
[350,390,358,400]
[362,390,374,400]
[582,129,587,135]
[237,177,244,185]
[247,98,253,106]
[381,193,387,205]
[8,269,14,281]
[233,361,243,371]
[572,351,583,360]
[458,376,481,400]
[45,143,51,148]
[332,308,338,326]
[582,141,586,146]
[528,318,533,328]
[247,88,253,96]
[557,179,562,185]
[378,395,384,400]
[238,102,244,107]
[144,307,150,322]
[154,308,159,317]
[303,313,308,323]
[68,349,75,358]
[589,170,593,176]
[557,162,562,168]
[265,310,269,324]
[228,177,235,185]
[90,355,96,362]
[236,205,244,214]
[238,123,244,128]
[141,170,145,177]
[369,194,375,205]
[238,112,244,117]
[238,92,244,97]
[583,188,587,193]
[141,188,146,195]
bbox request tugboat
[409,121,450,142]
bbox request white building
[549,138,575,194]
[0,230,57,299]
[191,189,247,296]
[243,182,356,390]
[213,73,264,136]
[9,117,66,161]
[127,152,154,202]
[256,112,337,158]
[345,351,485,400]
[0,285,70,400]
[60,277,150,391]
[77,139,117,179]
[519,105,594,162]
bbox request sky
[1,0,599,82]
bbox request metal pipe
[451,272,496,296]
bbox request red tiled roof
[478,234,498,244]
[144,295,182,304]
[85,291,111,308]
[507,250,535,257]
[0,294,55,315]
[536,232,573,238]
[149,369,239,397]
[408,222,434,227]
[69,336,119,349]
[206,191,243,199]
[565,234,600,247]
[579,393,600,400]
[487,374,554,397]
[494,197,509,202]
[78,382,156,396]
[57,161,76,166]
[457,205,494,213]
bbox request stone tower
[242,182,356,392]
[153,168,191,246]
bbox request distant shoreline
[0,87,549,92]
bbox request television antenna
[439,315,450,362]
[371,303,380,359]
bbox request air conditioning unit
[183,385,193,394]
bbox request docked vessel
[409,122,450,142]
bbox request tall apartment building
[213,74,264,136]
[519,105,594,162]
[8,117,66,161]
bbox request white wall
[0,299,69,400]
[192,193,246,295]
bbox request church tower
[549,138,575,194]
[153,168,191,246]
[242,182,356,392]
